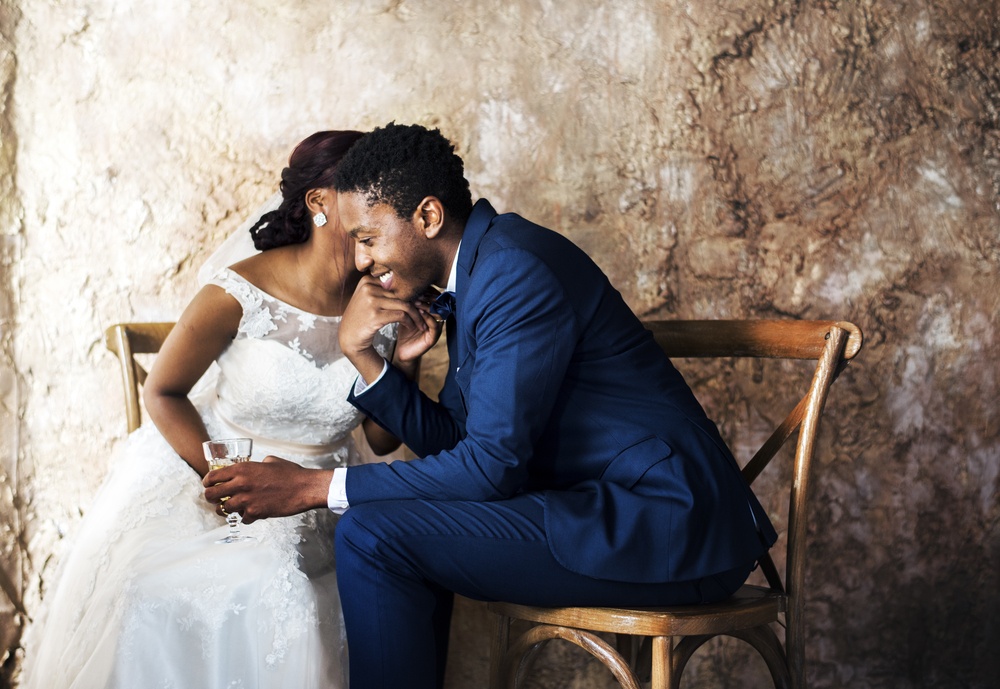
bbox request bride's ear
[304,188,330,216]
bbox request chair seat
[488,585,785,637]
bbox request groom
[206,123,776,689]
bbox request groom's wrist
[328,467,350,514]
[349,347,388,386]
[393,355,420,382]
[353,359,389,397]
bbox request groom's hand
[395,288,443,363]
[340,275,428,382]
[203,456,333,524]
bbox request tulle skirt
[20,418,348,689]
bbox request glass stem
[227,513,240,539]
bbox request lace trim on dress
[217,271,278,340]
[207,267,397,370]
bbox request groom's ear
[413,196,445,239]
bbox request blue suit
[337,199,776,688]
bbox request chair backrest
[104,322,175,432]
[644,319,862,682]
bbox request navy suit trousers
[334,494,754,689]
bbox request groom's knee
[335,502,429,579]
[334,504,377,563]
[334,503,405,566]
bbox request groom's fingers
[354,276,430,329]
[372,298,427,331]
[383,303,426,332]
[205,464,259,522]
[203,465,238,503]
[203,457,327,524]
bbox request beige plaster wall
[1,0,22,680]
[1,1,998,687]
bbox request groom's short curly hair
[333,122,474,225]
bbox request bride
[20,130,440,689]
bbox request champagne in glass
[203,438,255,544]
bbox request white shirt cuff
[353,359,389,396]
[327,467,350,514]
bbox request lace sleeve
[373,323,398,361]
[206,269,277,339]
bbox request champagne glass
[203,438,255,544]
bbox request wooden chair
[104,322,175,432]
[488,319,863,689]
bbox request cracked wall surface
[1,0,22,683]
[3,1,999,687]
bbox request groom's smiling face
[339,191,446,303]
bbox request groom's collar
[442,240,460,293]
[457,199,497,280]
[434,199,495,295]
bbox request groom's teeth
[379,272,392,284]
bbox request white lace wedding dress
[21,268,394,689]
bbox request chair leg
[650,636,676,689]
[786,614,805,689]
[614,633,634,665]
[615,634,652,681]
[489,614,512,689]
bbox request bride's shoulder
[227,251,278,288]
[212,251,287,297]
[202,261,276,311]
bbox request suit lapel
[454,199,497,367]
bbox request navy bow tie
[431,291,457,321]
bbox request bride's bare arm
[143,286,242,478]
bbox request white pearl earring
[313,212,328,227]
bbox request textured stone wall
[3,1,998,687]
[0,0,22,682]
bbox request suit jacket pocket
[599,436,673,489]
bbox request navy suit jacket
[347,199,777,583]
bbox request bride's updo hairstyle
[249,130,365,251]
